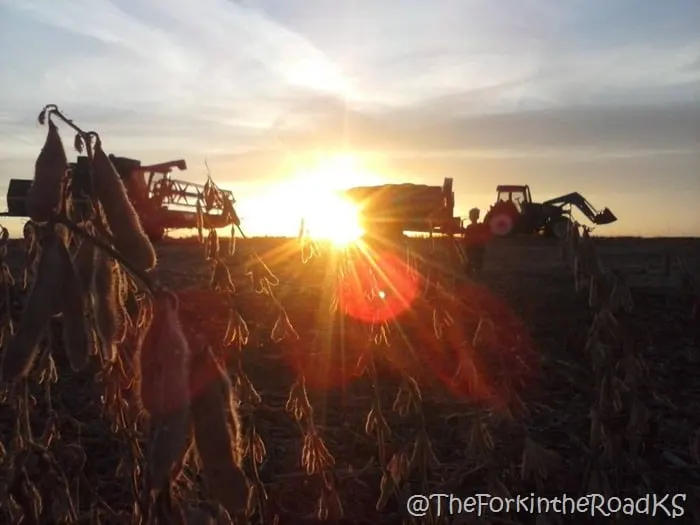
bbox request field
[2,232,699,524]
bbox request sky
[0,0,698,237]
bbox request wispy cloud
[0,0,698,235]
[2,0,697,142]
[0,0,349,152]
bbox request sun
[303,192,364,247]
[294,153,378,247]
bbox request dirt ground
[2,235,700,524]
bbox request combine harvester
[483,184,617,238]
[2,154,238,241]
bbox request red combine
[2,154,238,241]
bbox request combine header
[343,177,461,239]
[3,154,238,242]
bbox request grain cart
[482,184,617,238]
[343,177,462,239]
[2,154,238,242]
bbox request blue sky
[0,0,698,237]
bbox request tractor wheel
[488,213,514,236]
[544,217,570,239]
[485,201,519,237]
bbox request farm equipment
[343,177,462,238]
[482,185,617,238]
[2,154,238,242]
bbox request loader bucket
[594,207,617,225]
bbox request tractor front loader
[3,154,239,242]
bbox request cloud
[2,0,697,121]
[268,97,700,157]
[0,0,699,235]
[0,0,348,142]
[249,0,700,109]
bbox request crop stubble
[2,234,697,523]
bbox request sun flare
[293,153,382,247]
[303,193,364,247]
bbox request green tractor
[483,185,617,238]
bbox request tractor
[342,177,461,240]
[2,154,238,242]
[482,184,617,238]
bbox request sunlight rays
[291,152,382,247]
[302,194,364,247]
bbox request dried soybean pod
[72,233,96,289]
[191,347,248,517]
[140,291,191,492]
[228,223,236,255]
[71,236,100,359]
[55,236,91,372]
[1,231,66,382]
[146,408,191,495]
[113,266,129,343]
[92,140,156,271]
[184,506,216,525]
[205,229,219,260]
[26,118,67,222]
[139,290,191,417]
[92,248,119,363]
[196,200,205,243]
[122,294,152,407]
[209,260,235,292]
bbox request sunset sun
[292,153,380,247]
[303,193,364,247]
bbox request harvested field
[2,234,699,524]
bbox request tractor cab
[107,156,187,207]
[495,185,532,212]
[105,156,146,206]
[485,184,549,236]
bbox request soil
[1,235,699,524]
